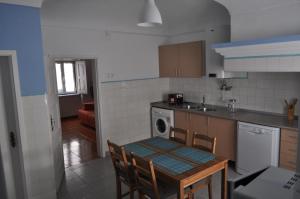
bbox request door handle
[50,115,55,131]
[10,131,17,148]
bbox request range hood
[212,35,300,72]
[205,25,247,78]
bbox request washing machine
[151,107,174,139]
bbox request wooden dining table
[123,136,228,199]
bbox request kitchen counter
[151,101,299,131]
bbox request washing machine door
[154,117,169,136]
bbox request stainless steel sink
[197,107,216,112]
[181,104,216,112]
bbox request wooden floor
[61,117,98,168]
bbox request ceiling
[41,0,230,35]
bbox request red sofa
[78,102,95,129]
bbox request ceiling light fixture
[137,0,162,27]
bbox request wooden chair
[131,153,191,199]
[107,140,136,199]
[188,132,217,199]
[169,127,189,145]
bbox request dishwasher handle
[247,130,263,135]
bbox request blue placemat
[152,154,194,175]
[124,143,155,157]
[143,137,179,150]
[173,147,215,164]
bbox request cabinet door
[174,111,189,130]
[189,113,208,146]
[280,129,298,171]
[159,44,179,77]
[208,117,236,161]
[174,111,190,144]
[189,113,208,135]
[179,41,205,77]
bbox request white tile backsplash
[100,78,169,151]
[170,73,300,114]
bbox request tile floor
[58,157,240,199]
[62,118,98,168]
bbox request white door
[0,56,25,199]
[44,56,65,189]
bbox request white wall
[167,0,300,115]
[170,73,300,114]
[42,25,169,156]
[214,0,300,41]
[215,0,300,172]
[101,78,169,151]
[42,26,166,82]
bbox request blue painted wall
[0,3,46,96]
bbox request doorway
[0,54,27,199]
[53,58,101,168]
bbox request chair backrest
[107,140,129,178]
[192,132,216,154]
[131,154,160,199]
[169,127,189,145]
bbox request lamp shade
[138,0,162,27]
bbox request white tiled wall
[170,73,300,114]
[100,78,169,151]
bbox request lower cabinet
[279,129,298,171]
[208,117,237,161]
[174,109,299,166]
[174,110,237,161]
[174,111,207,146]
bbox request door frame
[0,50,28,198]
[47,54,104,158]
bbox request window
[55,62,76,95]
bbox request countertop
[151,101,299,131]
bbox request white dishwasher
[237,122,280,175]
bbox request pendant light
[138,0,162,27]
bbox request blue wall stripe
[0,3,46,96]
[212,34,300,49]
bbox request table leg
[221,162,228,199]
[177,182,184,199]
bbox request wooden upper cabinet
[159,41,205,78]
[179,41,205,77]
[208,117,236,161]
[159,44,179,77]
